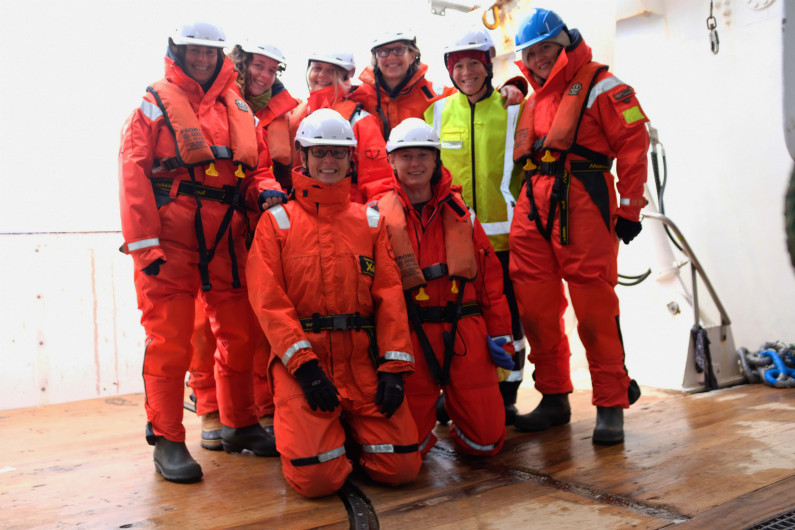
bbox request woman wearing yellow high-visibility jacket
[424,27,526,425]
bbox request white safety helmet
[307,51,356,78]
[170,21,227,48]
[444,27,496,67]
[386,118,440,153]
[370,29,417,52]
[240,41,287,69]
[295,109,358,149]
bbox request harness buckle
[332,314,348,331]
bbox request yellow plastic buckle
[205,162,219,177]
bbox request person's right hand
[142,258,165,277]
[294,360,340,412]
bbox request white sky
[0,0,611,233]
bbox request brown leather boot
[200,411,223,451]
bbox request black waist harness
[151,178,245,210]
[300,313,379,369]
[415,301,481,323]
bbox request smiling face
[300,145,351,184]
[522,41,563,82]
[452,57,488,100]
[247,54,280,97]
[388,148,436,200]
[307,61,346,92]
[183,45,218,85]
[375,42,416,88]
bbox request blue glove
[258,189,288,210]
[487,335,514,370]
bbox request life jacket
[512,61,610,168]
[146,79,259,291]
[378,189,477,298]
[512,62,613,245]
[147,79,259,173]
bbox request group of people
[118,7,650,498]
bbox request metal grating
[745,509,795,530]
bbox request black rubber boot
[153,438,203,483]
[514,393,571,432]
[499,380,521,426]
[221,423,278,456]
[435,393,450,425]
[592,406,624,445]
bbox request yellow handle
[541,150,557,163]
[451,279,459,294]
[523,159,537,171]
[205,162,219,177]
[235,164,245,179]
[415,286,430,301]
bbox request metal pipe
[641,211,732,338]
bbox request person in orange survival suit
[351,29,526,141]
[118,21,283,483]
[508,8,647,445]
[187,40,299,451]
[287,50,393,204]
[246,108,421,498]
[377,118,515,457]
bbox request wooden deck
[2,383,794,529]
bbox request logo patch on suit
[359,256,375,277]
[235,99,250,112]
[568,83,582,95]
[613,87,633,101]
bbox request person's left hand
[615,216,642,244]
[375,372,405,418]
[259,190,288,211]
[487,335,515,370]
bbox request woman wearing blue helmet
[509,8,649,445]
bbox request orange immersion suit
[288,84,393,203]
[187,80,299,421]
[378,168,512,456]
[509,30,649,408]
[118,53,281,443]
[246,170,421,498]
[352,63,456,139]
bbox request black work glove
[615,216,642,244]
[294,360,340,412]
[375,372,405,419]
[142,258,165,277]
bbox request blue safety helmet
[515,8,567,52]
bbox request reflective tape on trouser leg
[290,445,347,467]
[452,424,501,453]
[361,443,419,454]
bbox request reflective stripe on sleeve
[127,237,160,251]
[282,340,311,365]
[269,204,290,229]
[586,76,623,109]
[140,99,163,122]
[384,350,414,363]
[452,425,498,452]
[366,206,381,228]
[290,445,346,467]
[620,197,646,207]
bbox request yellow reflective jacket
[425,90,523,251]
